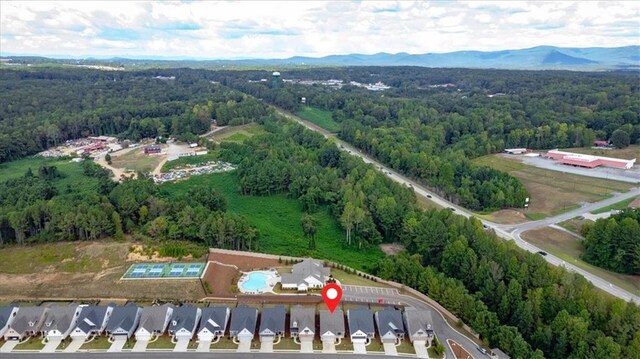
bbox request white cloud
[0,0,638,59]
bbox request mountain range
[2,46,639,71]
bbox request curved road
[277,108,640,305]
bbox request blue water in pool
[241,272,270,292]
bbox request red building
[144,145,162,154]
[546,150,636,170]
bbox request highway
[276,107,640,305]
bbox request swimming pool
[238,270,280,294]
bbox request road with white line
[276,107,640,305]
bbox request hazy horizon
[1,1,639,60]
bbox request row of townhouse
[0,303,434,353]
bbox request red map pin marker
[322,282,342,313]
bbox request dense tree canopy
[581,209,640,274]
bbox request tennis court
[121,262,206,280]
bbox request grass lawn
[273,337,301,350]
[210,336,240,350]
[146,335,177,349]
[0,241,205,300]
[0,157,100,192]
[558,218,586,235]
[80,336,120,350]
[159,172,384,271]
[331,268,391,288]
[396,340,417,354]
[428,346,445,358]
[211,123,266,143]
[591,196,639,214]
[474,154,633,218]
[296,107,341,133]
[522,227,640,296]
[111,147,163,173]
[14,337,45,350]
[161,152,220,172]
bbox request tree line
[0,68,269,163]
[581,209,640,275]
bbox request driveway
[131,339,149,352]
[352,339,367,354]
[196,340,211,352]
[63,337,86,352]
[106,337,127,352]
[173,338,189,352]
[0,340,19,353]
[259,337,274,353]
[413,340,429,358]
[383,342,398,356]
[300,337,314,353]
[322,339,337,353]
[41,339,62,353]
[236,339,251,352]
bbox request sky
[1,1,639,59]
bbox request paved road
[0,353,399,359]
[276,107,640,305]
[342,286,482,359]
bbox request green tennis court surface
[121,262,206,279]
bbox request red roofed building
[547,150,636,170]
[593,140,610,148]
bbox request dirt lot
[474,154,634,218]
[482,209,529,224]
[201,262,240,297]
[0,242,204,301]
[207,250,281,270]
[110,147,165,173]
[379,243,405,255]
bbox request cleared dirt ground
[0,241,204,301]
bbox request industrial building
[144,145,162,154]
[546,150,636,170]
[504,148,530,155]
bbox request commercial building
[546,150,636,170]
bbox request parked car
[477,346,489,355]
[426,194,432,198]
[448,207,456,211]
[537,251,548,256]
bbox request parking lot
[341,285,403,305]
[341,285,399,296]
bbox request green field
[591,196,638,214]
[0,156,100,192]
[159,172,384,270]
[296,107,341,132]
[474,154,633,218]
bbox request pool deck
[238,269,281,294]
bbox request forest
[0,68,268,162]
[215,67,640,211]
[1,66,640,358]
[581,209,640,275]
[0,160,258,250]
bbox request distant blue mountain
[3,45,639,70]
[269,45,640,70]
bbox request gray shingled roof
[259,305,285,334]
[106,304,140,333]
[403,308,433,336]
[375,308,405,336]
[8,307,47,334]
[290,306,315,335]
[75,305,113,334]
[42,304,79,334]
[319,309,344,336]
[0,304,17,329]
[168,305,199,333]
[138,304,173,333]
[282,259,330,286]
[198,306,229,334]
[347,307,374,335]
[229,305,257,335]
[491,348,511,359]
